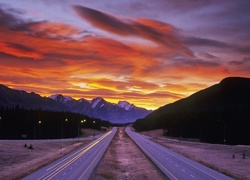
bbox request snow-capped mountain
[91,97,105,109]
[49,94,73,104]
[0,84,152,123]
[49,94,152,123]
[118,101,134,111]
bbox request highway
[23,127,117,180]
[125,127,233,180]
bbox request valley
[1,127,248,179]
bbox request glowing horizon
[0,0,250,110]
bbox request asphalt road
[125,127,233,180]
[22,127,117,180]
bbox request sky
[0,0,250,110]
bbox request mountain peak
[118,101,134,111]
[49,94,72,103]
[220,77,250,87]
[91,97,105,108]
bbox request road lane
[125,127,233,180]
[22,127,117,180]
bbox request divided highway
[23,127,117,180]
[126,127,233,180]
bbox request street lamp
[38,121,42,137]
[34,120,41,139]
[78,120,84,141]
[218,119,226,144]
[62,118,68,139]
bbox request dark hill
[0,84,67,111]
[133,77,250,145]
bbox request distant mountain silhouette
[133,77,250,145]
[0,84,67,111]
[0,85,151,123]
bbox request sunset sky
[0,0,250,110]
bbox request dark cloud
[44,52,103,61]
[73,5,136,36]
[0,4,34,32]
[0,5,82,41]
[198,52,218,59]
[157,0,221,12]
[183,36,250,55]
[229,57,250,66]
[228,57,250,72]
[0,41,42,59]
[5,42,38,53]
[174,57,221,68]
[234,46,250,55]
[73,5,193,56]
[0,5,23,29]
[183,36,231,48]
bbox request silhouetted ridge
[0,84,151,123]
[133,77,250,145]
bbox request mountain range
[0,84,151,123]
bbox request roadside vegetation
[142,129,250,179]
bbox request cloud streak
[73,5,193,56]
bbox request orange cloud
[28,21,82,40]
[0,41,42,59]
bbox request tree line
[133,108,250,145]
[0,106,110,139]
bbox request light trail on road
[126,127,233,180]
[22,127,117,180]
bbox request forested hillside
[0,106,110,139]
[133,77,250,145]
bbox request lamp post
[223,120,226,144]
[78,120,85,141]
[34,120,42,139]
[218,119,226,144]
[34,120,36,140]
[62,118,68,139]
[38,121,42,139]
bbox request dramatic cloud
[183,37,231,48]
[0,1,249,109]
[0,42,42,59]
[73,5,193,56]
[28,21,83,40]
